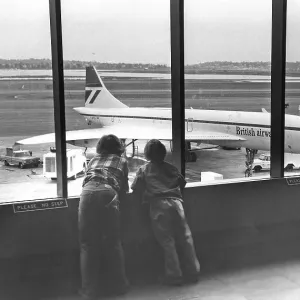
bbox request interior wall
[184,178,300,272]
[0,178,300,298]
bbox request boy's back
[131,161,186,202]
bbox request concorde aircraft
[16,66,300,162]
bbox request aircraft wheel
[19,162,25,169]
[185,152,192,162]
[4,160,9,166]
[190,152,197,162]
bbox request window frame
[270,0,287,178]
[49,0,68,198]
[47,0,289,199]
[170,0,185,176]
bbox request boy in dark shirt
[131,139,200,285]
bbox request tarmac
[0,148,269,203]
[1,144,300,203]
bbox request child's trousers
[150,197,200,280]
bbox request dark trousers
[79,183,128,297]
[150,198,200,279]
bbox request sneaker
[184,272,200,284]
[109,284,130,296]
[158,275,183,286]
[78,289,98,300]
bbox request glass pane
[61,0,171,196]
[184,0,272,183]
[284,0,300,176]
[0,0,57,202]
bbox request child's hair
[96,134,124,156]
[144,139,166,163]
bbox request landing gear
[245,167,252,177]
[244,148,257,177]
[185,142,197,162]
[123,139,138,158]
[185,151,197,162]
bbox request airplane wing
[15,126,245,146]
[16,127,170,145]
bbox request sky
[0,0,299,64]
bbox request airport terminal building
[1,0,300,299]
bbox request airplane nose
[73,107,83,114]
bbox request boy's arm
[178,172,187,190]
[131,168,145,197]
[123,160,129,193]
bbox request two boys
[131,139,200,286]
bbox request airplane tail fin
[85,66,128,108]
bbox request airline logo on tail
[84,66,128,109]
[85,65,103,104]
[85,89,101,104]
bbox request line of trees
[0,58,170,72]
[185,61,300,74]
[0,58,300,74]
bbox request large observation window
[0,0,292,202]
[0,0,56,203]
[184,0,272,184]
[61,0,171,196]
[284,0,300,177]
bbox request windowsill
[0,176,84,205]
[186,170,300,188]
[186,175,270,188]
[1,171,299,205]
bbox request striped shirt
[83,154,129,193]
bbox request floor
[52,260,300,300]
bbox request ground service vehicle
[252,153,300,172]
[43,148,87,180]
[0,148,40,168]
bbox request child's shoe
[158,275,183,286]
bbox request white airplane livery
[16,66,300,161]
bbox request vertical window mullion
[170,0,185,176]
[270,0,287,178]
[49,0,67,198]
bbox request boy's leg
[172,199,200,280]
[102,191,129,294]
[150,200,182,283]
[78,190,103,299]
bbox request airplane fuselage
[74,106,300,154]
[16,65,300,157]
